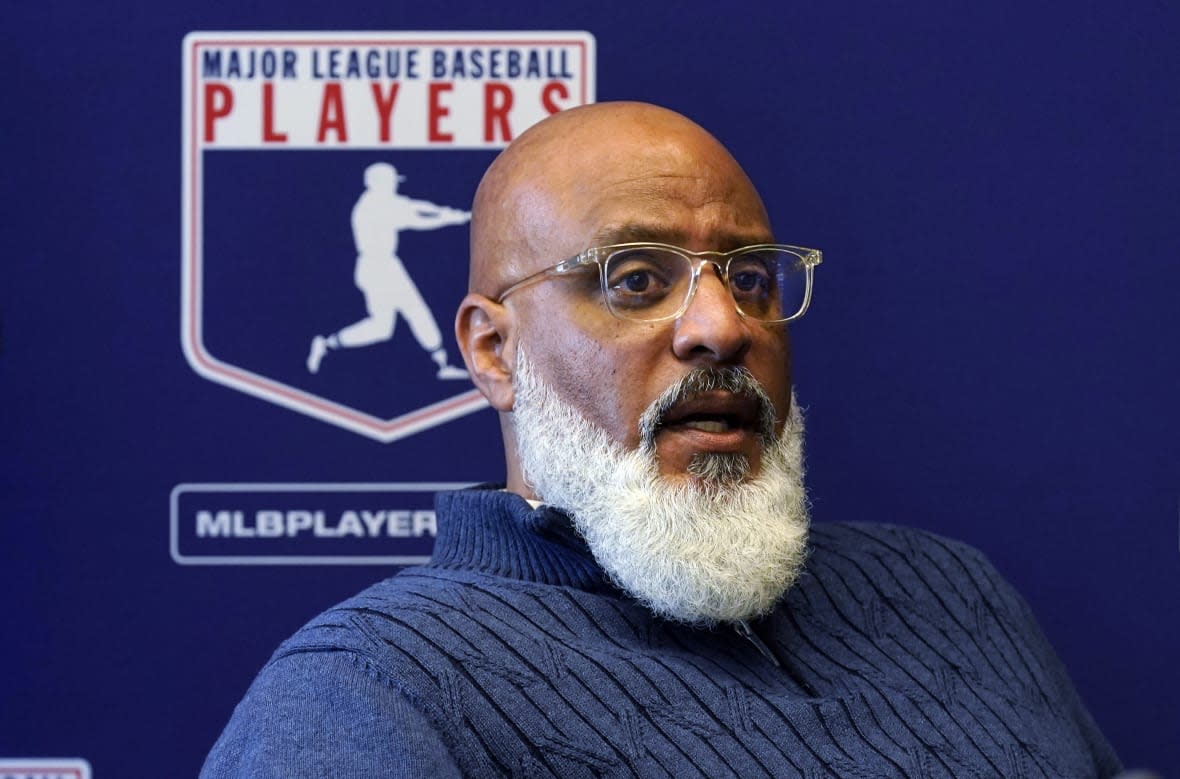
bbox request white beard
[511,347,810,626]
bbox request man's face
[504,125,792,487]
[463,104,809,622]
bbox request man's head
[455,102,809,623]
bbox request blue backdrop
[3,2,1177,776]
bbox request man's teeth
[683,419,731,433]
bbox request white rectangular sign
[185,31,595,149]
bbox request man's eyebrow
[589,224,774,249]
[590,224,682,246]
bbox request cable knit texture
[202,487,1120,778]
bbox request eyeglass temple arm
[495,253,594,303]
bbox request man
[307,162,470,378]
[204,103,1120,777]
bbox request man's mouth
[637,366,779,454]
[658,393,761,437]
[679,417,739,433]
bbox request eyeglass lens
[602,247,808,321]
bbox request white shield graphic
[182,31,595,442]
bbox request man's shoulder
[802,520,1017,608]
[200,571,468,778]
[809,520,992,569]
[791,521,1042,672]
[273,568,477,659]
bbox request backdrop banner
[2,7,1177,776]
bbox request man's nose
[670,266,752,363]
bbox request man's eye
[616,270,653,292]
[731,270,769,293]
[606,257,671,297]
[729,259,773,297]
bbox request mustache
[638,367,778,448]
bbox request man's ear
[455,293,515,412]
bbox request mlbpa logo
[182,31,595,442]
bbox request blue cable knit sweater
[202,488,1120,778]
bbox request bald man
[202,103,1119,778]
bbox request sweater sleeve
[200,649,461,779]
[969,547,1123,776]
[923,530,1124,776]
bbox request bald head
[468,102,770,297]
[454,102,791,497]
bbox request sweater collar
[428,487,611,589]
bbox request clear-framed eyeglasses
[495,243,823,324]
